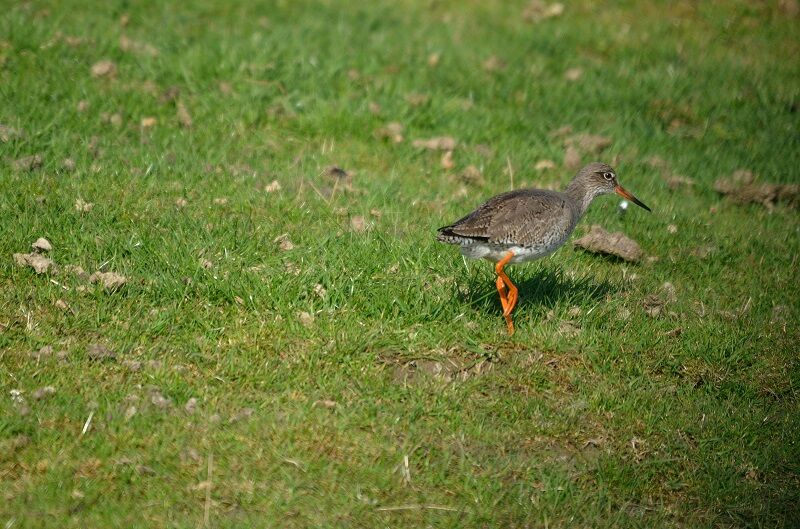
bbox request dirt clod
[87,343,116,361]
[90,60,117,78]
[440,150,454,170]
[149,389,172,410]
[375,122,404,143]
[184,398,199,414]
[564,67,582,81]
[663,174,695,190]
[161,86,180,103]
[13,252,56,274]
[779,0,800,17]
[32,386,56,400]
[567,133,612,155]
[412,136,457,151]
[459,165,484,186]
[284,261,301,276]
[32,237,52,253]
[64,264,90,280]
[690,245,715,259]
[30,346,54,361]
[550,125,573,138]
[642,283,678,318]
[713,170,799,209]
[482,55,506,72]
[75,199,94,212]
[557,320,581,337]
[230,407,254,423]
[662,282,677,303]
[176,101,193,128]
[535,159,556,171]
[573,225,643,262]
[89,271,127,292]
[298,311,314,326]
[643,295,665,318]
[122,359,142,372]
[665,327,683,337]
[12,154,43,172]
[0,124,24,142]
[275,234,294,251]
[523,1,565,22]
[119,35,158,56]
[564,145,581,170]
[405,92,430,106]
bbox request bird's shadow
[457,265,617,316]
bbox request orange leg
[496,275,510,314]
[494,251,518,335]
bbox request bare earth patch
[388,354,496,386]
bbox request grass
[1,0,799,527]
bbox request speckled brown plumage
[437,189,577,255]
[437,161,650,334]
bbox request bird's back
[437,188,579,250]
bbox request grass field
[2,0,799,527]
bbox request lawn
[1,0,799,527]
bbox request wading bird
[437,162,650,334]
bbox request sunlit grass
[1,1,799,527]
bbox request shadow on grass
[458,265,617,316]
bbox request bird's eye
[602,172,614,180]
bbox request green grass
[2,0,799,527]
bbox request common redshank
[437,162,650,334]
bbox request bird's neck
[565,179,597,218]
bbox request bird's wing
[438,190,575,246]
[486,191,576,246]
[437,191,514,242]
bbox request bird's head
[576,162,651,212]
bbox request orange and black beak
[615,185,651,212]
